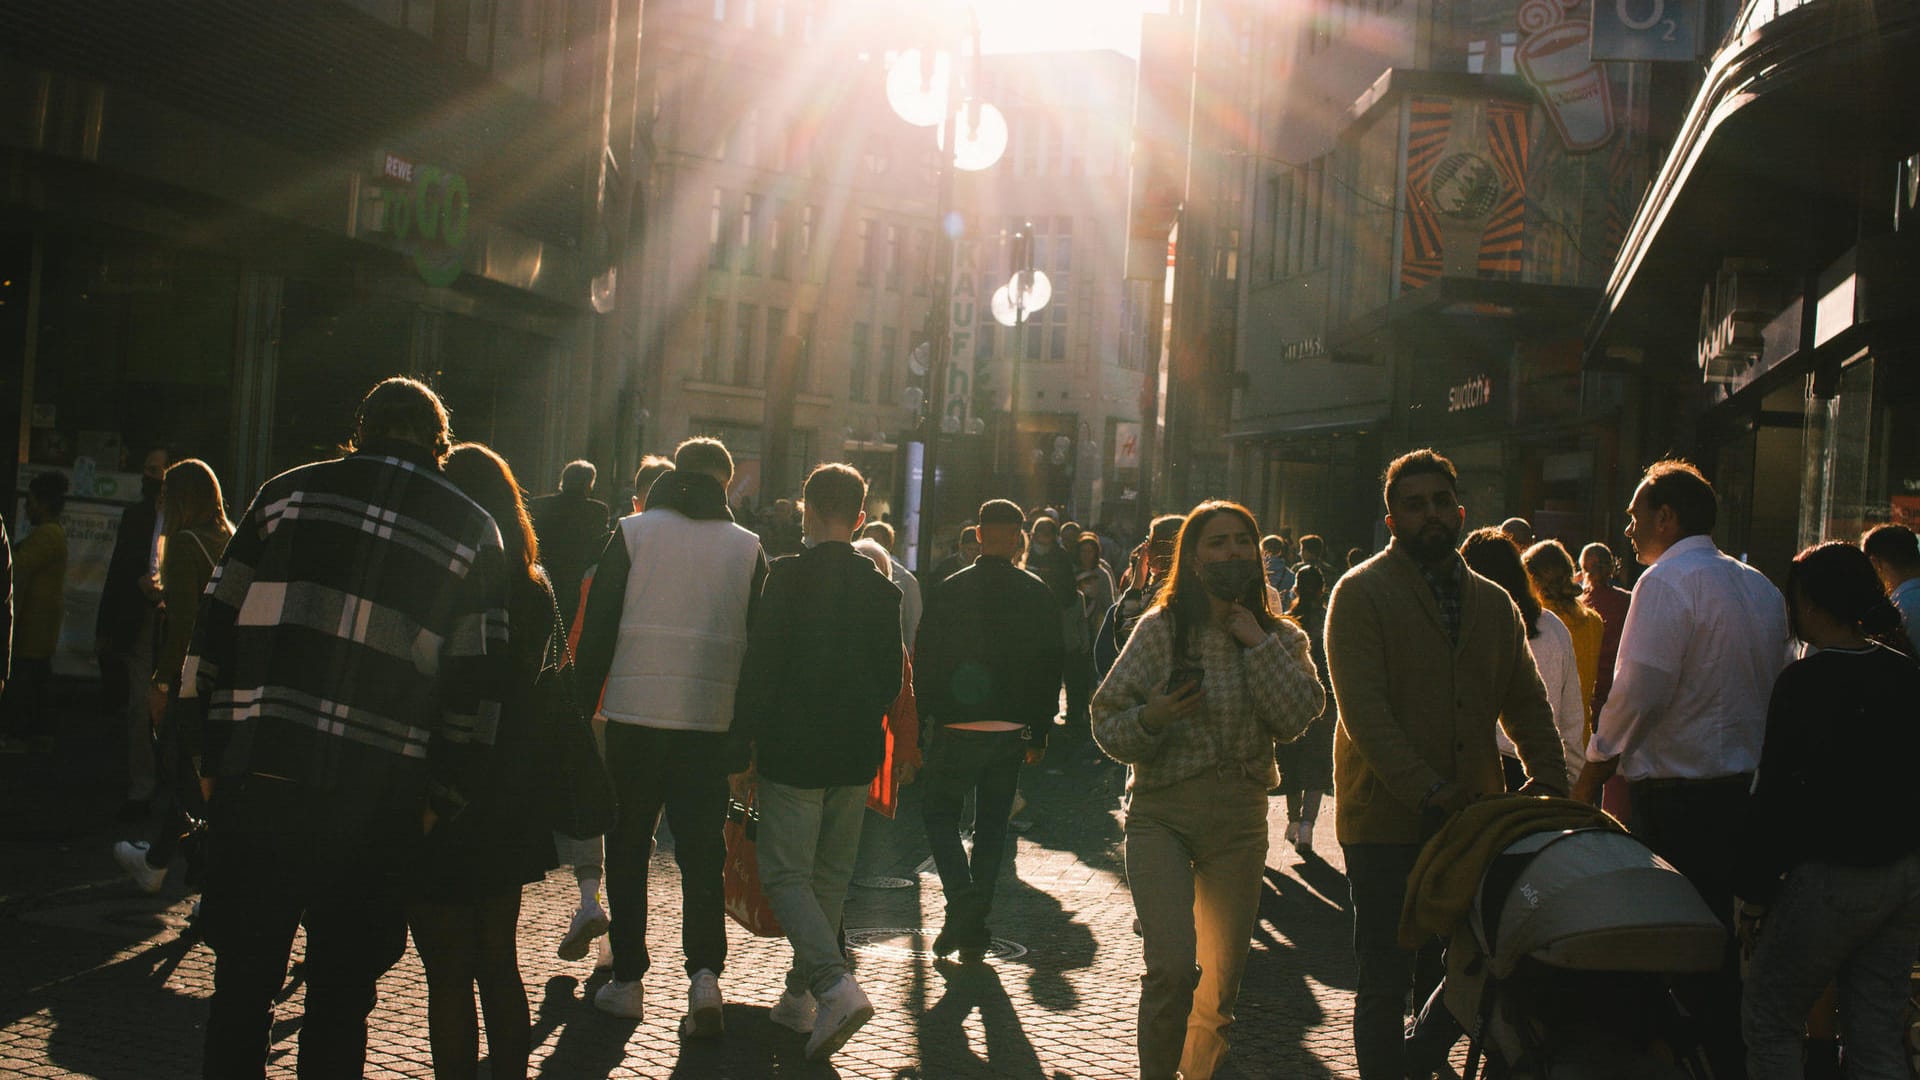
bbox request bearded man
[1324,448,1567,1080]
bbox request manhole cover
[851,876,915,890]
[842,927,1028,962]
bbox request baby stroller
[1436,828,1727,1079]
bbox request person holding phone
[1092,501,1325,1080]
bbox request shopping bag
[722,788,783,937]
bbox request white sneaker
[768,988,816,1035]
[113,841,165,894]
[805,974,874,1061]
[594,935,614,970]
[593,978,644,1019]
[681,968,725,1038]
[558,903,609,961]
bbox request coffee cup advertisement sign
[1516,0,1617,153]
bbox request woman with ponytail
[1092,500,1325,1080]
[1736,541,1920,1080]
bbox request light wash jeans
[756,780,868,995]
[1124,774,1271,1080]
[1744,851,1920,1080]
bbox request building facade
[1,0,631,670]
[1223,0,1662,554]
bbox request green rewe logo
[387,165,471,288]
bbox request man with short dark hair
[916,499,1063,960]
[930,525,979,583]
[1295,533,1336,584]
[1861,523,1920,654]
[530,459,611,633]
[185,376,512,1078]
[577,435,769,1031]
[733,463,902,1060]
[1328,447,1566,1080]
[631,455,675,514]
[1572,459,1788,1080]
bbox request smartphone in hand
[1165,665,1205,695]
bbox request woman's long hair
[161,459,233,541]
[1150,500,1284,660]
[444,442,542,584]
[1524,538,1596,617]
[1787,541,1908,653]
[1461,527,1542,639]
[1292,564,1327,617]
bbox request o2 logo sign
[376,154,471,288]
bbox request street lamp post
[886,13,1007,572]
[990,221,1050,506]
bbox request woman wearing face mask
[1092,501,1325,1080]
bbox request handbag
[722,782,783,937]
[536,601,618,840]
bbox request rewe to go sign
[373,153,472,288]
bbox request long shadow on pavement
[901,959,1045,1080]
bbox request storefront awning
[1588,1,1920,362]
[1226,404,1385,442]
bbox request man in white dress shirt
[1572,459,1789,1080]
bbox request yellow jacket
[14,522,66,660]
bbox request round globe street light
[888,4,1010,573]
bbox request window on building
[742,0,756,30]
[800,204,816,274]
[1304,160,1323,269]
[1217,228,1241,281]
[702,299,726,381]
[1499,31,1518,74]
[801,1,813,41]
[1467,39,1487,74]
[739,193,759,273]
[710,188,727,269]
[769,201,788,278]
[740,108,760,168]
[1055,216,1073,273]
[864,136,891,175]
[1287,169,1308,276]
[713,0,727,21]
[911,228,931,295]
[1049,300,1067,361]
[764,306,786,386]
[1261,175,1281,280]
[878,326,898,405]
[734,303,759,385]
[856,218,874,286]
[849,321,870,401]
[884,224,902,290]
[771,0,786,35]
[796,311,815,390]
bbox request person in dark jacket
[731,462,902,1061]
[409,442,560,1080]
[915,499,1063,961]
[528,460,610,632]
[97,446,168,817]
[1736,542,1920,1080]
[1095,514,1181,678]
[184,378,512,1079]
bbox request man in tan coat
[1326,448,1567,1080]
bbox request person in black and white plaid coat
[181,376,512,1080]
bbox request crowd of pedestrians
[2,373,1916,1079]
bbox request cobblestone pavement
[2,695,1368,1079]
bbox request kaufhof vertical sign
[946,239,978,432]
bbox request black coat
[733,541,903,788]
[528,492,610,623]
[96,494,160,650]
[914,556,1064,745]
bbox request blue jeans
[1744,853,1920,1080]
[755,780,868,995]
[1343,843,1445,1080]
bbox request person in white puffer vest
[573,436,768,1034]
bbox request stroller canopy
[1475,829,1726,977]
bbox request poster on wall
[17,463,145,679]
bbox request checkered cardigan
[1092,605,1324,794]
[181,443,512,820]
